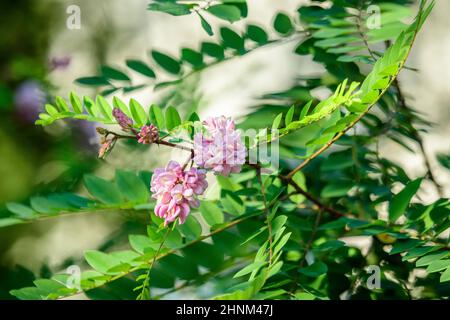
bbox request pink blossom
[137,124,159,144]
[194,116,246,176]
[150,161,207,226]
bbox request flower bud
[96,127,108,135]
[98,138,115,159]
[112,108,133,131]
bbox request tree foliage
[5,0,450,300]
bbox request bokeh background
[0,0,448,299]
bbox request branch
[281,176,348,218]
[355,1,377,61]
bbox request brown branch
[281,176,348,218]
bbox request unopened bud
[98,138,115,159]
[96,127,108,135]
[112,108,133,131]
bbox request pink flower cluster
[151,161,207,225]
[193,116,246,176]
[137,124,159,144]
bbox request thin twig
[355,0,377,61]
[138,227,171,300]
[281,176,347,218]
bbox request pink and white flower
[150,161,207,225]
[193,116,246,176]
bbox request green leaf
[33,279,66,296]
[390,239,424,255]
[299,100,313,119]
[320,181,353,198]
[285,106,295,125]
[10,287,42,300]
[207,4,241,23]
[234,261,266,278]
[69,92,83,113]
[75,76,110,87]
[151,50,181,74]
[129,98,147,125]
[313,27,354,39]
[101,65,130,81]
[321,150,354,171]
[198,12,213,36]
[6,203,37,219]
[30,197,57,214]
[416,251,450,267]
[96,95,113,120]
[178,215,202,240]
[0,218,23,227]
[200,201,224,226]
[427,259,450,273]
[273,232,291,256]
[181,48,203,68]
[165,106,181,131]
[83,96,99,117]
[274,13,293,35]
[299,262,328,277]
[271,215,288,235]
[315,240,346,252]
[287,172,306,204]
[84,175,123,205]
[115,170,149,203]
[149,104,165,129]
[55,96,69,112]
[389,178,422,222]
[220,27,244,52]
[84,250,122,275]
[437,153,450,170]
[45,104,58,116]
[272,113,283,130]
[314,36,361,48]
[246,25,268,44]
[125,59,155,78]
[129,235,158,254]
[201,42,224,59]
[402,246,440,261]
[147,3,191,16]
[440,268,450,282]
[295,292,316,300]
[221,192,244,216]
[165,229,183,249]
